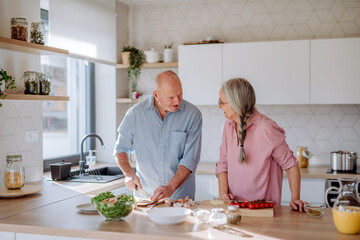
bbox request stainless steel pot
[330,151,357,172]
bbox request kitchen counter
[196,162,360,180]
[0,180,359,240]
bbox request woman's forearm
[286,165,301,201]
[218,172,229,196]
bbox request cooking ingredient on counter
[5,155,25,190]
[210,199,225,205]
[304,204,325,217]
[193,209,211,223]
[230,199,274,209]
[11,17,28,41]
[166,196,200,208]
[30,22,45,44]
[92,191,135,221]
[226,205,241,224]
[332,206,360,234]
[209,208,227,228]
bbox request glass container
[23,71,40,95]
[39,72,51,95]
[30,22,45,45]
[208,208,227,228]
[5,155,25,190]
[295,146,312,168]
[11,17,28,41]
[226,205,242,224]
[325,178,360,234]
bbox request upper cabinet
[310,38,360,104]
[223,40,310,105]
[179,44,222,105]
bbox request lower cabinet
[0,233,95,240]
[281,178,326,205]
[195,174,219,201]
[0,232,14,240]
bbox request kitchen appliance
[330,151,357,173]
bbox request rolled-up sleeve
[113,108,135,157]
[178,110,202,173]
[216,124,229,177]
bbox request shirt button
[162,128,164,131]
[160,144,163,147]
[160,161,163,164]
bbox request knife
[135,185,150,198]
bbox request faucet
[79,133,105,176]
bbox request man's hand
[151,185,176,202]
[218,192,234,201]
[124,174,142,191]
[290,199,307,212]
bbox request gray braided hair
[222,78,256,164]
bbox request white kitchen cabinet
[0,232,14,240]
[178,44,223,105]
[281,178,325,205]
[223,40,310,105]
[310,38,360,104]
[195,174,219,201]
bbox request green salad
[91,191,135,220]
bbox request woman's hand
[218,193,234,201]
[290,199,307,212]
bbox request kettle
[144,48,160,63]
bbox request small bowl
[147,207,191,225]
[192,209,211,223]
[304,204,325,217]
[95,200,134,221]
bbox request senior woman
[216,78,306,212]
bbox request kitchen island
[0,178,359,240]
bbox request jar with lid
[226,205,242,224]
[23,71,40,95]
[30,22,45,45]
[208,208,227,228]
[295,146,312,168]
[5,155,25,190]
[11,17,28,41]
[39,72,51,95]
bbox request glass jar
[208,208,227,228]
[39,72,51,95]
[295,146,312,168]
[11,17,28,41]
[23,71,40,95]
[30,22,45,45]
[5,155,25,190]
[325,178,360,234]
[226,205,242,224]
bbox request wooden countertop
[0,191,359,240]
[196,162,360,180]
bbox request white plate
[147,207,191,225]
[76,203,97,213]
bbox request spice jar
[23,71,40,95]
[11,17,28,41]
[5,155,25,190]
[208,208,227,228]
[30,22,45,45]
[226,205,242,224]
[39,72,51,95]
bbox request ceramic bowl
[147,207,191,225]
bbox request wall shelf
[4,93,70,101]
[0,36,69,55]
[116,62,178,69]
[116,98,144,103]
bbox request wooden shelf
[0,36,69,55]
[116,98,145,103]
[4,93,69,101]
[116,62,178,69]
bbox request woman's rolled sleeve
[216,126,229,177]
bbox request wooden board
[0,185,42,198]
[199,200,274,218]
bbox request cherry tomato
[248,204,255,209]
[269,202,274,208]
[241,202,247,208]
[259,203,265,208]
[254,203,260,209]
[264,202,269,208]
[229,202,237,206]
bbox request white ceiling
[117,0,196,6]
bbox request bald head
[155,70,181,91]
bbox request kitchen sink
[65,166,135,183]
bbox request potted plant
[0,69,17,107]
[121,46,145,99]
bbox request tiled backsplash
[0,101,43,185]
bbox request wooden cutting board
[0,185,42,198]
[199,200,274,218]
